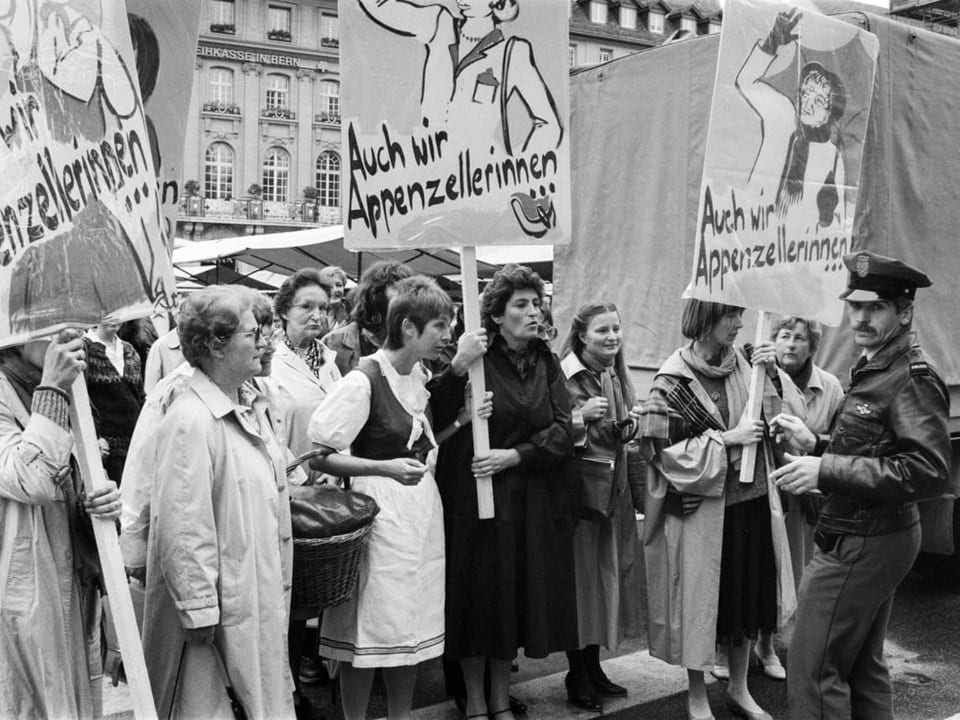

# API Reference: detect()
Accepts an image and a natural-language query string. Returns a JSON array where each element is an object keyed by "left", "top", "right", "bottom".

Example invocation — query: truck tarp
[{"left": 555, "top": 13, "right": 960, "bottom": 409}]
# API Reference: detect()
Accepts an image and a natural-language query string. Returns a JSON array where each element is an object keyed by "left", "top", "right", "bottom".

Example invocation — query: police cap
[{"left": 839, "top": 250, "right": 932, "bottom": 302}]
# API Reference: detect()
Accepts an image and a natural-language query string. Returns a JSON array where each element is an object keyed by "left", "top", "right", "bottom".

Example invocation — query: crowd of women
[{"left": 0, "top": 259, "right": 841, "bottom": 720}]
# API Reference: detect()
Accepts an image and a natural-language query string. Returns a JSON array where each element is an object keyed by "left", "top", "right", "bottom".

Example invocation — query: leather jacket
[{"left": 815, "top": 331, "right": 951, "bottom": 536}]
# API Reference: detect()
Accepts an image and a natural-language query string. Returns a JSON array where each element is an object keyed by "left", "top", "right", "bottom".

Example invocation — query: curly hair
[
  {"left": 770, "top": 316, "right": 822, "bottom": 356},
  {"left": 274, "top": 268, "right": 329, "bottom": 330},
  {"left": 350, "top": 261, "right": 414, "bottom": 333},
  {"left": 178, "top": 286, "right": 251, "bottom": 368},
  {"left": 480, "top": 263, "right": 544, "bottom": 334}
]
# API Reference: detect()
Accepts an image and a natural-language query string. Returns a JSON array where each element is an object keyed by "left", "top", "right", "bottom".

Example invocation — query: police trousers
[{"left": 787, "top": 523, "right": 920, "bottom": 720}]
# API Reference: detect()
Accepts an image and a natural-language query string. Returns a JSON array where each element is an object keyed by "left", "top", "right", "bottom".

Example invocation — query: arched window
[
  {"left": 262, "top": 147, "right": 290, "bottom": 202},
  {"left": 209, "top": 67, "right": 234, "bottom": 105},
  {"left": 315, "top": 151, "right": 340, "bottom": 208},
  {"left": 204, "top": 142, "right": 234, "bottom": 199},
  {"left": 318, "top": 80, "right": 339, "bottom": 119},
  {"left": 265, "top": 73, "right": 290, "bottom": 110}
]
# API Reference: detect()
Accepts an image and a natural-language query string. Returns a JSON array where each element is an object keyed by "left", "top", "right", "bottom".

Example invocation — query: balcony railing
[
  {"left": 314, "top": 112, "right": 341, "bottom": 125},
  {"left": 209, "top": 23, "right": 235, "bottom": 34},
  {"left": 203, "top": 100, "right": 241, "bottom": 115},
  {"left": 261, "top": 106, "right": 295, "bottom": 120},
  {"left": 179, "top": 196, "right": 342, "bottom": 225},
  {"left": 267, "top": 29, "right": 292, "bottom": 41}
]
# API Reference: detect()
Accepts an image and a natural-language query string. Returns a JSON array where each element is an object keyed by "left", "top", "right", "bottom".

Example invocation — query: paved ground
[{"left": 105, "top": 539, "right": 960, "bottom": 719}]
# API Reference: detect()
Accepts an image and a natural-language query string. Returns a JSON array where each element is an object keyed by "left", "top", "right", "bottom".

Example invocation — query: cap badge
[
  {"left": 856, "top": 403, "right": 872, "bottom": 416},
  {"left": 856, "top": 254, "right": 870, "bottom": 278}
]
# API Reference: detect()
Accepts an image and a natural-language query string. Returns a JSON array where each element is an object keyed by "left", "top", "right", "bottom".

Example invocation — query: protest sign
[
  {"left": 125, "top": 0, "right": 202, "bottom": 249},
  {"left": 684, "top": 0, "right": 878, "bottom": 324},
  {"left": 340, "top": 0, "right": 571, "bottom": 249},
  {"left": 0, "top": 0, "right": 177, "bottom": 347}
]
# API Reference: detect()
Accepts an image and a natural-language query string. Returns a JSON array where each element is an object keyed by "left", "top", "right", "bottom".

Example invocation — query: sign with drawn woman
[
  {"left": 0, "top": 0, "right": 177, "bottom": 345},
  {"left": 342, "top": 0, "right": 571, "bottom": 249},
  {"left": 685, "top": 0, "right": 878, "bottom": 323}
]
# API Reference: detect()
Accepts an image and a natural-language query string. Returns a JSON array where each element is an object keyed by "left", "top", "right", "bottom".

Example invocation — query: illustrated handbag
[{"left": 576, "top": 454, "right": 617, "bottom": 520}]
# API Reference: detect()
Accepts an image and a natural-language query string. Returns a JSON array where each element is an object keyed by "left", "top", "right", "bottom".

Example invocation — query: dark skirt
[{"left": 716, "top": 494, "right": 778, "bottom": 645}]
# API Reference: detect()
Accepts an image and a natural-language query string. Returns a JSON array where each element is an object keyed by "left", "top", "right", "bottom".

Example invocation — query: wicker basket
[{"left": 291, "top": 522, "right": 373, "bottom": 609}]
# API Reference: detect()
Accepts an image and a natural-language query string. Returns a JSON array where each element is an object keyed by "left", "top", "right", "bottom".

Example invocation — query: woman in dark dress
[{"left": 431, "top": 264, "right": 579, "bottom": 720}]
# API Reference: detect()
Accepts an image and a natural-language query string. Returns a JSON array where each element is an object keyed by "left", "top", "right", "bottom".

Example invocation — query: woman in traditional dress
[
  {"left": 637, "top": 299, "right": 802, "bottom": 720},
  {"left": 307, "top": 275, "right": 458, "bottom": 720},
  {"left": 431, "top": 264, "right": 579, "bottom": 720},
  {"left": 559, "top": 302, "right": 644, "bottom": 712}
]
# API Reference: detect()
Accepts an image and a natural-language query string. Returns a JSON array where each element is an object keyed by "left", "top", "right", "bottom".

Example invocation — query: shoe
[
  {"left": 298, "top": 656, "right": 327, "bottom": 685},
  {"left": 508, "top": 695, "right": 527, "bottom": 714},
  {"left": 753, "top": 646, "right": 786, "bottom": 681},
  {"left": 725, "top": 694, "right": 772, "bottom": 720},
  {"left": 564, "top": 673, "right": 603, "bottom": 713},
  {"left": 709, "top": 662, "right": 729, "bottom": 681},
  {"left": 590, "top": 674, "right": 628, "bottom": 697}
]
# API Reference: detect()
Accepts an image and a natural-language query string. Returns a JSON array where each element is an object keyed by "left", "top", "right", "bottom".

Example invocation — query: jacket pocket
[
  {"left": 2, "top": 537, "right": 34, "bottom": 617},
  {"left": 831, "top": 412, "right": 884, "bottom": 456}
]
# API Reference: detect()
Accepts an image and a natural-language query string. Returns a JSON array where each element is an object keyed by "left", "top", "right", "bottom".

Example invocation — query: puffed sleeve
[
  {"left": 307, "top": 371, "right": 372, "bottom": 451},
  {"left": 819, "top": 371, "right": 951, "bottom": 503}
]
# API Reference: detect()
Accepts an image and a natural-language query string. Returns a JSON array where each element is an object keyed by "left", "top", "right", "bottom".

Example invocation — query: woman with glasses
[
  {"left": 141, "top": 286, "right": 296, "bottom": 719},
  {"left": 271, "top": 269, "right": 342, "bottom": 473}
]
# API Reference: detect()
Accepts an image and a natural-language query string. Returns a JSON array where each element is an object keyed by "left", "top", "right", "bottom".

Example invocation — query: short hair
[
  {"left": 318, "top": 266, "right": 347, "bottom": 286},
  {"left": 481, "top": 263, "right": 545, "bottom": 334},
  {"left": 351, "top": 261, "right": 414, "bottom": 333},
  {"left": 771, "top": 316, "right": 822, "bottom": 356},
  {"left": 274, "top": 268, "right": 327, "bottom": 330},
  {"left": 680, "top": 299, "right": 744, "bottom": 341},
  {"left": 178, "top": 286, "right": 251, "bottom": 368},
  {"left": 892, "top": 296, "right": 914, "bottom": 314},
  {"left": 384, "top": 276, "right": 455, "bottom": 350},
  {"left": 243, "top": 288, "right": 274, "bottom": 327},
  {"left": 491, "top": 0, "right": 519, "bottom": 23},
  {"left": 799, "top": 62, "right": 845, "bottom": 124}
]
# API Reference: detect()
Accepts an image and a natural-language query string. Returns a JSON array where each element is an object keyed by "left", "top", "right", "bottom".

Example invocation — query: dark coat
[{"left": 430, "top": 336, "right": 580, "bottom": 660}]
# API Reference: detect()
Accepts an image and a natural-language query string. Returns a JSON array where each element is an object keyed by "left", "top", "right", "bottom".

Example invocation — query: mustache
[{"left": 853, "top": 324, "right": 875, "bottom": 334}]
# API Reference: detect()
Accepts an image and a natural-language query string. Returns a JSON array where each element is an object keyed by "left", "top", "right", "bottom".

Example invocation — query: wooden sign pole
[
  {"left": 69, "top": 377, "right": 157, "bottom": 720},
  {"left": 739, "top": 310, "right": 771, "bottom": 484},
  {"left": 460, "top": 246, "right": 495, "bottom": 519}
]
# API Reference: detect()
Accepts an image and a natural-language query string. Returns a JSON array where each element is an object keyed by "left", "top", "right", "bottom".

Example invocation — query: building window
[
  {"left": 204, "top": 142, "right": 234, "bottom": 199},
  {"left": 209, "top": 67, "right": 233, "bottom": 104},
  {"left": 681, "top": 17, "right": 696, "bottom": 33},
  {"left": 599, "top": 48, "right": 612, "bottom": 63},
  {"left": 569, "top": 44, "right": 577, "bottom": 68},
  {"left": 709, "top": 21, "right": 721, "bottom": 34},
  {"left": 589, "top": 1, "right": 607, "bottom": 24},
  {"left": 648, "top": 11, "right": 664, "bottom": 33},
  {"left": 316, "top": 152, "right": 341, "bottom": 208},
  {"left": 620, "top": 6, "right": 637, "bottom": 29},
  {"left": 262, "top": 148, "right": 290, "bottom": 202},
  {"left": 265, "top": 73, "right": 290, "bottom": 110},
  {"left": 318, "top": 80, "right": 340, "bottom": 120},
  {"left": 210, "top": 0, "right": 234, "bottom": 26},
  {"left": 321, "top": 13, "right": 339, "bottom": 47},
  {"left": 268, "top": 5, "right": 292, "bottom": 40}
]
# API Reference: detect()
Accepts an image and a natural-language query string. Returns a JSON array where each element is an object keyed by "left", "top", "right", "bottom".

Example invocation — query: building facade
[{"left": 176, "top": 0, "right": 722, "bottom": 242}]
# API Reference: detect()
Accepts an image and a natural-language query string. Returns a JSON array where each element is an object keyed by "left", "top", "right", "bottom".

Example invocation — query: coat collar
[
  {"left": 560, "top": 351, "right": 587, "bottom": 379},
  {"left": 451, "top": 28, "right": 505, "bottom": 79},
  {"left": 188, "top": 369, "right": 256, "bottom": 420},
  {"left": 857, "top": 330, "right": 914, "bottom": 374}
]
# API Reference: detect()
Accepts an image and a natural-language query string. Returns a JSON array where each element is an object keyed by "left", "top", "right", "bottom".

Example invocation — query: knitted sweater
[{"left": 83, "top": 337, "right": 145, "bottom": 459}]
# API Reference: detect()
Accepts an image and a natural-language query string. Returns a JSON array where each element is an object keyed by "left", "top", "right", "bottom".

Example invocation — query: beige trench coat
[
  {"left": 142, "top": 371, "right": 295, "bottom": 719},
  {"left": 642, "top": 349, "right": 802, "bottom": 671},
  {"left": 0, "top": 374, "right": 102, "bottom": 719}
]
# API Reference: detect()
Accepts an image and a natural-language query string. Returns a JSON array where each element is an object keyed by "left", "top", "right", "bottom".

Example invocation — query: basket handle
[{"left": 286, "top": 447, "right": 335, "bottom": 475}]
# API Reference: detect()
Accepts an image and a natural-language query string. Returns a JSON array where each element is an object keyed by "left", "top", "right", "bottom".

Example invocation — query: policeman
[{"left": 769, "top": 250, "right": 951, "bottom": 720}]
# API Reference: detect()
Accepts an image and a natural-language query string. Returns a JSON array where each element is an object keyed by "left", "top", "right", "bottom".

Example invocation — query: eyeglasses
[{"left": 230, "top": 326, "right": 265, "bottom": 345}]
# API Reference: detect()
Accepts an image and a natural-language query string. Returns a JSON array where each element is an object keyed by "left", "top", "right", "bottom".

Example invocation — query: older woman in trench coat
[
  {"left": 638, "top": 300, "right": 804, "bottom": 720},
  {"left": 141, "top": 286, "right": 295, "bottom": 719}
]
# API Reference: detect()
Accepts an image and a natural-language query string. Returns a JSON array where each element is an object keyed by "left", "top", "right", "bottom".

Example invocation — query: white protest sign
[
  {"left": 0, "top": 0, "right": 176, "bottom": 346},
  {"left": 341, "top": 0, "right": 571, "bottom": 249},
  {"left": 684, "top": 0, "right": 878, "bottom": 324}
]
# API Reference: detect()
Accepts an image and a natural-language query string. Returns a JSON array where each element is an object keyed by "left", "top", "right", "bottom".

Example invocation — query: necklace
[{"left": 460, "top": 30, "right": 488, "bottom": 43}]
